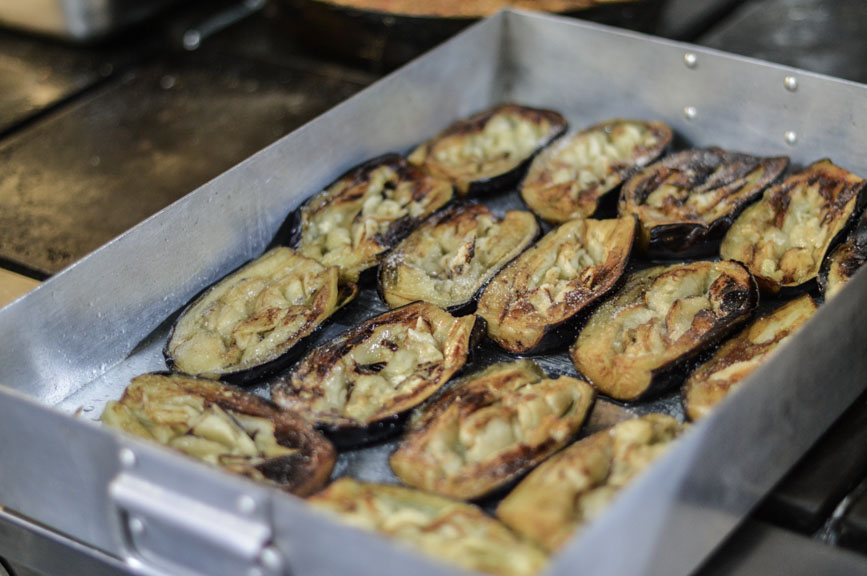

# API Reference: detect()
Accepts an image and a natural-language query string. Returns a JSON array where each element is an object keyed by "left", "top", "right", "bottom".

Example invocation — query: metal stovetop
[{"left": 2, "top": 0, "right": 867, "bottom": 574}]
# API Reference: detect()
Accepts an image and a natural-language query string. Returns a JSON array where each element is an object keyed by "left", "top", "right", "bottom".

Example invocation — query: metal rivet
[
  {"left": 119, "top": 448, "right": 136, "bottom": 468},
  {"left": 260, "top": 547, "right": 283, "bottom": 571},
  {"left": 784, "top": 131, "right": 798, "bottom": 145},
  {"left": 129, "top": 517, "right": 146, "bottom": 536},
  {"left": 784, "top": 76, "right": 798, "bottom": 92},
  {"left": 237, "top": 495, "right": 257, "bottom": 515},
  {"left": 684, "top": 106, "right": 697, "bottom": 121},
  {"left": 684, "top": 53, "right": 697, "bottom": 69}
]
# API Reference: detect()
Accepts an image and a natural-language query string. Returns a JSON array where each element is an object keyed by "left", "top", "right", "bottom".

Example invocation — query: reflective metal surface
[{"left": 2, "top": 9, "right": 867, "bottom": 576}]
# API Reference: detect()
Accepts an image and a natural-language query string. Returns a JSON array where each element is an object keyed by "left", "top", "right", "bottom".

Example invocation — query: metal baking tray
[
  {"left": 0, "top": 0, "right": 176, "bottom": 41},
  {"left": 3, "top": 9, "right": 867, "bottom": 576}
]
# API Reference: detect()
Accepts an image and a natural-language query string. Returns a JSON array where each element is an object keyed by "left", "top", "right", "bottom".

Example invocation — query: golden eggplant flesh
[
  {"left": 271, "top": 301, "right": 478, "bottom": 444},
  {"left": 378, "top": 203, "right": 539, "bottom": 313},
  {"left": 389, "top": 359, "right": 595, "bottom": 500},
  {"left": 408, "top": 104, "right": 567, "bottom": 196},
  {"left": 496, "top": 414, "right": 685, "bottom": 552},
  {"left": 820, "top": 208, "right": 867, "bottom": 299},
  {"left": 682, "top": 294, "right": 816, "bottom": 421},
  {"left": 308, "top": 478, "right": 547, "bottom": 576},
  {"left": 101, "top": 373, "right": 336, "bottom": 496},
  {"left": 721, "top": 159, "right": 867, "bottom": 293},
  {"left": 284, "top": 154, "right": 453, "bottom": 283},
  {"left": 619, "top": 148, "right": 788, "bottom": 258},
  {"left": 478, "top": 216, "right": 635, "bottom": 353},
  {"left": 570, "top": 260, "right": 758, "bottom": 401},
  {"left": 521, "top": 119, "right": 672, "bottom": 223},
  {"left": 165, "top": 247, "right": 355, "bottom": 384}
]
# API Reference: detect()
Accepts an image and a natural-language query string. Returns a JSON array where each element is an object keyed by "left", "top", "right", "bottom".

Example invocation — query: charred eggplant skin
[
  {"left": 377, "top": 202, "right": 540, "bottom": 315},
  {"left": 272, "top": 153, "right": 454, "bottom": 283},
  {"left": 521, "top": 119, "right": 672, "bottom": 224},
  {"left": 164, "top": 247, "right": 357, "bottom": 386},
  {"left": 408, "top": 104, "right": 568, "bottom": 196},
  {"left": 721, "top": 159, "right": 867, "bottom": 294},
  {"left": 270, "top": 301, "right": 479, "bottom": 447},
  {"left": 682, "top": 294, "right": 816, "bottom": 421},
  {"left": 101, "top": 372, "right": 336, "bottom": 497},
  {"left": 389, "top": 359, "right": 595, "bottom": 500},
  {"left": 477, "top": 216, "right": 635, "bottom": 354},
  {"left": 619, "top": 148, "right": 789, "bottom": 258},
  {"left": 819, "top": 208, "right": 867, "bottom": 299},
  {"left": 570, "top": 260, "right": 759, "bottom": 402}
]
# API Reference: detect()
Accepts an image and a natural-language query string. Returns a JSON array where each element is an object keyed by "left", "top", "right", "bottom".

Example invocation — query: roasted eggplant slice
[
  {"left": 682, "top": 294, "right": 816, "bottom": 421},
  {"left": 408, "top": 104, "right": 567, "bottom": 196},
  {"left": 282, "top": 154, "right": 453, "bottom": 283},
  {"left": 389, "top": 359, "right": 595, "bottom": 500},
  {"left": 378, "top": 203, "right": 539, "bottom": 313},
  {"left": 271, "top": 301, "right": 478, "bottom": 445},
  {"left": 819, "top": 208, "right": 867, "bottom": 299},
  {"left": 165, "top": 247, "right": 356, "bottom": 384},
  {"left": 308, "top": 478, "right": 547, "bottom": 576},
  {"left": 101, "top": 373, "right": 335, "bottom": 496},
  {"left": 521, "top": 119, "right": 671, "bottom": 223},
  {"left": 478, "top": 216, "right": 635, "bottom": 354},
  {"left": 721, "top": 159, "right": 867, "bottom": 294},
  {"left": 570, "top": 260, "right": 758, "bottom": 402},
  {"left": 619, "top": 148, "right": 788, "bottom": 258},
  {"left": 496, "top": 414, "right": 684, "bottom": 552}
]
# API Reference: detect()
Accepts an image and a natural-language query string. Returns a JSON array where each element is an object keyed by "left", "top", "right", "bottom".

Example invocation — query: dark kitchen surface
[{"left": 3, "top": 0, "right": 867, "bottom": 574}]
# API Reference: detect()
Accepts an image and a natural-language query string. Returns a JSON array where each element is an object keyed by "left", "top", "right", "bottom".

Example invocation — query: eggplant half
[
  {"left": 496, "top": 414, "right": 684, "bottom": 552},
  {"left": 819, "top": 207, "right": 867, "bottom": 299},
  {"left": 721, "top": 159, "right": 867, "bottom": 294},
  {"left": 477, "top": 216, "right": 635, "bottom": 354},
  {"left": 521, "top": 119, "right": 672, "bottom": 224},
  {"left": 619, "top": 148, "right": 788, "bottom": 258},
  {"left": 271, "top": 301, "right": 479, "bottom": 445},
  {"left": 682, "top": 294, "right": 816, "bottom": 421},
  {"left": 308, "top": 478, "right": 547, "bottom": 576},
  {"left": 389, "top": 359, "right": 595, "bottom": 501},
  {"left": 378, "top": 203, "right": 539, "bottom": 313},
  {"left": 570, "top": 260, "right": 759, "bottom": 402},
  {"left": 165, "top": 247, "right": 356, "bottom": 384},
  {"left": 283, "top": 154, "right": 453, "bottom": 283},
  {"left": 408, "top": 104, "right": 567, "bottom": 196},
  {"left": 101, "top": 373, "right": 336, "bottom": 496}
]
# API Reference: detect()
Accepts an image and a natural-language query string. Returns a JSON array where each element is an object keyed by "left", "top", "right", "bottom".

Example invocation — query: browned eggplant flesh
[
  {"left": 308, "top": 478, "right": 547, "bottom": 576},
  {"left": 619, "top": 148, "right": 788, "bottom": 257},
  {"left": 289, "top": 154, "right": 453, "bottom": 282},
  {"left": 682, "top": 294, "right": 816, "bottom": 421},
  {"left": 478, "top": 216, "right": 635, "bottom": 353},
  {"left": 721, "top": 159, "right": 867, "bottom": 293},
  {"left": 408, "top": 104, "right": 567, "bottom": 196},
  {"left": 271, "top": 301, "right": 477, "bottom": 440},
  {"left": 101, "top": 373, "right": 336, "bottom": 496},
  {"left": 521, "top": 119, "right": 672, "bottom": 223},
  {"left": 820, "top": 207, "right": 867, "bottom": 299},
  {"left": 378, "top": 203, "right": 539, "bottom": 312},
  {"left": 389, "top": 359, "right": 595, "bottom": 500},
  {"left": 165, "top": 247, "right": 355, "bottom": 383},
  {"left": 496, "top": 414, "right": 685, "bottom": 552},
  {"left": 570, "top": 260, "right": 758, "bottom": 401}
]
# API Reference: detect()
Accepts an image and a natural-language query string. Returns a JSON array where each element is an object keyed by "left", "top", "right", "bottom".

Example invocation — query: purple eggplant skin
[
  {"left": 165, "top": 282, "right": 358, "bottom": 386},
  {"left": 819, "top": 207, "right": 867, "bottom": 299},
  {"left": 408, "top": 104, "right": 568, "bottom": 197},
  {"left": 376, "top": 202, "right": 542, "bottom": 316},
  {"left": 620, "top": 149, "right": 789, "bottom": 259}
]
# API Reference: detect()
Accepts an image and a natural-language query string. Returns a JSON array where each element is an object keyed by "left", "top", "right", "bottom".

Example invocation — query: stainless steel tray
[
  {"left": 0, "top": 0, "right": 176, "bottom": 41},
  {"left": 3, "top": 9, "right": 867, "bottom": 576}
]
